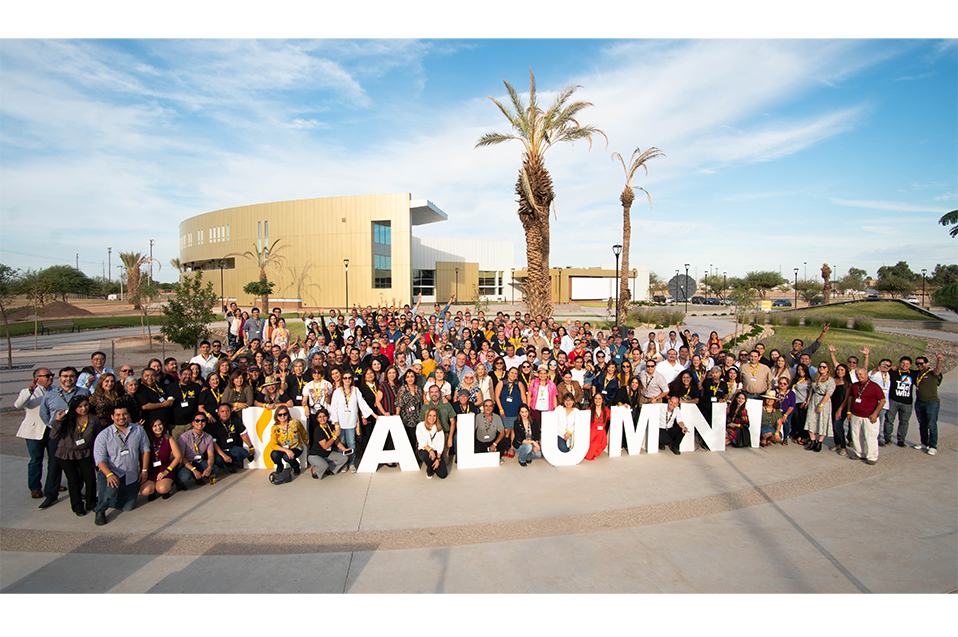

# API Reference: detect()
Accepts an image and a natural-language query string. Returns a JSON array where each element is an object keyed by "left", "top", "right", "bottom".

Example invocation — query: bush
[
  {"left": 852, "top": 316, "right": 875, "bottom": 332},
  {"left": 769, "top": 313, "right": 784, "bottom": 326},
  {"left": 629, "top": 307, "right": 686, "bottom": 328},
  {"left": 786, "top": 315, "right": 802, "bottom": 327}
]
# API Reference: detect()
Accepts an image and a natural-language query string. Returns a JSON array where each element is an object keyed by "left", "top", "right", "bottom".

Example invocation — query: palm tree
[
  {"left": 228, "top": 239, "right": 288, "bottom": 311},
  {"left": 611, "top": 147, "right": 665, "bottom": 325},
  {"left": 476, "top": 69, "right": 605, "bottom": 319},
  {"left": 940, "top": 210, "right": 958, "bottom": 238},
  {"left": 118, "top": 251, "right": 160, "bottom": 310},
  {"left": 169, "top": 258, "right": 184, "bottom": 274}
]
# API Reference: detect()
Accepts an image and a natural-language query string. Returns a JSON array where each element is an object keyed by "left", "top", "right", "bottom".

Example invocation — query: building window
[
  {"left": 372, "top": 221, "right": 391, "bottom": 289},
  {"left": 413, "top": 269, "right": 435, "bottom": 297},
  {"left": 479, "top": 271, "right": 499, "bottom": 297}
]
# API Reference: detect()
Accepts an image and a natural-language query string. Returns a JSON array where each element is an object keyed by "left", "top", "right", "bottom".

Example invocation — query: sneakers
[
  {"left": 913, "top": 443, "right": 925, "bottom": 450},
  {"left": 927, "top": 448, "right": 937, "bottom": 456},
  {"left": 519, "top": 461, "right": 527, "bottom": 467},
  {"left": 864, "top": 459, "right": 877, "bottom": 465},
  {"left": 94, "top": 511, "right": 107, "bottom": 526},
  {"left": 897, "top": 441, "right": 906, "bottom": 447},
  {"left": 349, "top": 465, "right": 357, "bottom": 473}
]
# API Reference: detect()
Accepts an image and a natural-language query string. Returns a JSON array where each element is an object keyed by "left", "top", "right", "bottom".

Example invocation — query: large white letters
[
  {"left": 357, "top": 415, "right": 419, "bottom": 472},
  {"left": 455, "top": 414, "right": 501, "bottom": 469},
  {"left": 608, "top": 405, "right": 645, "bottom": 457},
  {"left": 540, "top": 409, "right": 589, "bottom": 466}
]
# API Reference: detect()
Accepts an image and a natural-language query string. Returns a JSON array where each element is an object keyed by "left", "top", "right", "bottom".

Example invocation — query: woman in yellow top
[
  {"left": 420, "top": 347, "right": 437, "bottom": 379},
  {"left": 269, "top": 407, "right": 307, "bottom": 475}
]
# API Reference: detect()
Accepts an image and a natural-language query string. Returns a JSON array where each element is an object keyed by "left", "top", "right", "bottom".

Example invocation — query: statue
[{"left": 821, "top": 263, "right": 832, "bottom": 304}]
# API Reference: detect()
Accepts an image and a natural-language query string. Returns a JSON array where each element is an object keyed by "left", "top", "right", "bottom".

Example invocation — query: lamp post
[
  {"left": 794, "top": 268, "right": 799, "bottom": 307},
  {"left": 455, "top": 267, "right": 460, "bottom": 299},
  {"left": 218, "top": 260, "right": 226, "bottom": 313},
  {"left": 723, "top": 272, "right": 727, "bottom": 303},
  {"left": 511, "top": 267, "right": 515, "bottom": 304},
  {"left": 804, "top": 261, "right": 807, "bottom": 281},
  {"left": 921, "top": 269, "right": 927, "bottom": 307},
  {"left": 684, "top": 263, "right": 690, "bottom": 313},
  {"left": 343, "top": 259, "right": 349, "bottom": 310},
  {"left": 107, "top": 247, "right": 112, "bottom": 282},
  {"left": 612, "top": 244, "right": 622, "bottom": 329},
  {"left": 708, "top": 262, "right": 712, "bottom": 300}
]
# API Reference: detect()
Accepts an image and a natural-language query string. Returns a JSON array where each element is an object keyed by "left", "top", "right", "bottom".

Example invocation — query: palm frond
[
  {"left": 476, "top": 132, "right": 518, "bottom": 148},
  {"left": 939, "top": 209, "right": 958, "bottom": 237}
]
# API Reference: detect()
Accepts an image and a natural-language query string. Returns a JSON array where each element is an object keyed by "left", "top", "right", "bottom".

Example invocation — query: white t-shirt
[
  {"left": 655, "top": 360, "right": 684, "bottom": 384},
  {"left": 535, "top": 385, "right": 551, "bottom": 411}
]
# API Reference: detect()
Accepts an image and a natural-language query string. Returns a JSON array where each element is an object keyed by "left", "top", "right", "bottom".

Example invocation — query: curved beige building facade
[{"left": 179, "top": 193, "right": 446, "bottom": 310}]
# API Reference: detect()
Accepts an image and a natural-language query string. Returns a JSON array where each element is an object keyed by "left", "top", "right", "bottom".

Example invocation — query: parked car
[
  {"left": 691, "top": 296, "right": 706, "bottom": 305},
  {"left": 705, "top": 297, "right": 720, "bottom": 305},
  {"left": 865, "top": 294, "right": 879, "bottom": 300},
  {"left": 904, "top": 296, "right": 920, "bottom": 304},
  {"left": 772, "top": 299, "right": 792, "bottom": 307},
  {"left": 652, "top": 295, "right": 666, "bottom": 304}
]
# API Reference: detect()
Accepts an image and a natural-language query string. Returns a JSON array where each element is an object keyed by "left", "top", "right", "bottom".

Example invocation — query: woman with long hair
[
  {"left": 790, "top": 364, "right": 813, "bottom": 445},
  {"left": 141, "top": 418, "right": 183, "bottom": 500},
  {"left": 223, "top": 370, "right": 254, "bottom": 412},
  {"left": 495, "top": 366, "right": 527, "bottom": 456},
  {"left": 420, "top": 347, "right": 437, "bottom": 379},
  {"left": 556, "top": 392, "right": 580, "bottom": 452},
  {"left": 773, "top": 376, "right": 796, "bottom": 446},
  {"left": 272, "top": 317, "right": 290, "bottom": 351},
  {"left": 726, "top": 392, "right": 750, "bottom": 447},
  {"left": 585, "top": 392, "right": 610, "bottom": 461},
  {"left": 669, "top": 370, "right": 700, "bottom": 405},
  {"left": 688, "top": 355, "right": 708, "bottom": 389},
  {"left": 831, "top": 363, "right": 851, "bottom": 456},
  {"left": 474, "top": 361, "right": 492, "bottom": 403},
  {"left": 50, "top": 395, "right": 103, "bottom": 516},
  {"left": 397, "top": 368, "right": 425, "bottom": 452},
  {"left": 707, "top": 331, "right": 722, "bottom": 351},
  {"left": 89, "top": 372, "right": 120, "bottom": 423},
  {"left": 513, "top": 404, "right": 542, "bottom": 467},
  {"left": 215, "top": 358, "right": 233, "bottom": 388},
  {"left": 770, "top": 354, "right": 793, "bottom": 388},
  {"left": 416, "top": 407, "right": 448, "bottom": 479},
  {"left": 458, "top": 369, "right": 483, "bottom": 406},
  {"left": 490, "top": 357, "right": 508, "bottom": 388},
  {"left": 618, "top": 360, "right": 634, "bottom": 389},
  {"left": 760, "top": 394, "right": 785, "bottom": 447},
  {"left": 265, "top": 313, "right": 280, "bottom": 345},
  {"left": 804, "top": 361, "right": 835, "bottom": 452},
  {"left": 269, "top": 407, "right": 306, "bottom": 475},
  {"left": 725, "top": 366, "right": 742, "bottom": 397},
  {"left": 198, "top": 371, "right": 225, "bottom": 417},
  {"left": 595, "top": 362, "right": 620, "bottom": 405},
  {"left": 528, "top": 364, "right": 558, "bottom": 424}
]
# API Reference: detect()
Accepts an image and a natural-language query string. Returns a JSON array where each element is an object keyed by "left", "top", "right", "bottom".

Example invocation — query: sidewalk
[{"left": 2, "top": 371, "right": 954, "bottom": 593}]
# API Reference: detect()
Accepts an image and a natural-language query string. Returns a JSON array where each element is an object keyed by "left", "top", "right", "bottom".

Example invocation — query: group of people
[{"left": 15, "top": 295, "right": 945, "bottom": 525}]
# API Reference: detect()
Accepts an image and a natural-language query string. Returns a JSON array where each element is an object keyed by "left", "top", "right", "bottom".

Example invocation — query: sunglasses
[
  {"left": 277, "top": 413, "right": 289, "bottom": 418},
  {"left": 193, "top": 418, "right": 206, "bottom": 423}
]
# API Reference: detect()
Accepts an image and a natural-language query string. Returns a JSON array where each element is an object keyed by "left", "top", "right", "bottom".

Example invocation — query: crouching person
[
  {"left": 141, "top": 418, "right": 183, "bottom": 502},
  {"left": 175, "top": 414, "right": 219, "bottom": 489},
  {"left": 92, "top": 405, "right": 150, "bottom": 526},
  {"left": 307, "top": 410, "right": 351, "bottom": 479},
  {"left": 207, "top": 403, "right": 254, "bottom": 474}
]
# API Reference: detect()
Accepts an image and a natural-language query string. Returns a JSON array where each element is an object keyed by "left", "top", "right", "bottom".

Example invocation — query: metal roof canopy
[{"left": 410, "top": 199, "right": 448, "bottom": 226}]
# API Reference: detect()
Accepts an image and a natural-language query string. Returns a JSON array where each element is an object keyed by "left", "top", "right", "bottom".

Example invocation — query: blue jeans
[
  {"left": 832, "top": 413, "right": 847, "bottom": 449},
  {"left": 558, "top": 436, "right": 570, "bottom": 452},
  {"left": 94, "top": 472, "right": 140, "bottom": 513},
  {"left": 781, "top": 412, "right": 792, "bottom": 441},
  {"left": 517, "top": 442, "right": 542, "bottom": 464},
  {"left": 214, "top": 446, "right": 247, "bottom": 469},
  {"left": 884, "top": 401, "right": 913, "bottom": 445},
  {"left": 339, "top": 428, "right": 357, "bottom": 466},
  {"left": 25, "top": 438, "right": 46, "bottom": 492},
  {"left": 270, "top": 448, "right": 302, "bottom": 472},
  {"left": 176, "top": 458, "right": 218, "bottom": 484},
  {"left": 915, "top": 401, "right": 940, "bottom": 449}
]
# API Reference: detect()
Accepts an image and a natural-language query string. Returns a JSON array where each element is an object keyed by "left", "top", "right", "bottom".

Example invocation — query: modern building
[
  {"left": 511, "top": 264, "right": 648, "bottom": 304},
  {"left": 178, "top": 193, "right": 515, "bottom": 310}
]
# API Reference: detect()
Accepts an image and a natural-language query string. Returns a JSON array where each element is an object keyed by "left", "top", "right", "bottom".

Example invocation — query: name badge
[
  {"left": 855, "top": 398, "right": 862, "bottom": 403},
  {"left": 120, "top": 449, "right": 130, "bottom": 456},
  {"left": 225, "top": 437, "right": 233, "bottom": 444},
  {"left": 506, "top": 396, "right": 513, "bottom": 402},
  {"left": 597, "top": 426, "right": 604, "bottom": 431},
  {"left": 293, "top": 395, "right": 301, "bottom": 402},
  {"left": 153, "top": 460, "right": 162, "bottom": 467},
  {"left": 194, "top": 454, "right": 202, "bottom": 461},
  {"left": 181, "top": 401, "right": 190, "bottom": 408},
  {"left": 75, "top": 438, "right": 85, "bottom": 445}
]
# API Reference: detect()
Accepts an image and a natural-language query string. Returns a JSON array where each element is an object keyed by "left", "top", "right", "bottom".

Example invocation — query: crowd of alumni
[{"left": 15, "top": 294, "right": 945, "bottom": 526}]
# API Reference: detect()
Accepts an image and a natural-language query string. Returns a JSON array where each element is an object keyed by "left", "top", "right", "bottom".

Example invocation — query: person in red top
[
  {"left": 841, "top": 367, "right": 886, "bottom": 465},
  {"left": 585, "top": 392, "right": 610, "bottom": 461}
]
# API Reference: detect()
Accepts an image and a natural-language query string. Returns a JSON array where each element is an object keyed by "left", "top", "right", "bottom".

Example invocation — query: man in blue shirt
[
  {"left": 37, "top": 366, "right": 89, "bottom": 510},
  {"left": 92, "top": 405, "right": 150, "bottom": 526}
]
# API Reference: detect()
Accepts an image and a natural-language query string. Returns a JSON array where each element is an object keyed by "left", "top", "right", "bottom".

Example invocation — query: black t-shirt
[
  {"left": 170, "top": 382, "right": 203, "bottom": 425},
  {"left": 285, "top": 374, "right": 308, "bottom": 405},
  {"left": 309, "top": 421, "right": 338, "bottom": 457},
  {"left": 135, "top": 383, "right": 173, "bottom": 426},
  {"left": 889, "top": 369, "right": 918, "bottom": 405},
  {"left": 206, "top": 414, "right": 247, "bottom": 450},
  {"left": 255, "top": 385, "right": 292, "bottom": 406},
  {"left": 199, "top": 386, "right": 225, "bottom": 416}
]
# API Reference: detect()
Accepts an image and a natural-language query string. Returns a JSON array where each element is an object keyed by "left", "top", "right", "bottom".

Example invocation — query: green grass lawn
[
  {"left": 759, "top": 326, "right": 927, "bottom": 370},
  {"left": 1, "top": 315, "right": 167, "bottom": 338},
  {"left": 786, "top": 300, "right": 934, "bottom": 321}
]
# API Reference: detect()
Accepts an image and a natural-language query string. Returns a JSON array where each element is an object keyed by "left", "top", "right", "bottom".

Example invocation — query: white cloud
[{"left": 830, "top": 198, "right": 952, "bottom": 213}]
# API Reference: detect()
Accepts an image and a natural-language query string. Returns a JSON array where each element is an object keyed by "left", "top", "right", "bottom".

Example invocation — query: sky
[{"left": 1, "top": 19, "right": 956, "bottom": 285}]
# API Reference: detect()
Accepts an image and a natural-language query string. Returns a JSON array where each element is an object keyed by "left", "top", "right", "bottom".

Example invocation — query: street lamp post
[
  {"left": 612, "top": 244, "right": 622, "bottom": 329},
  {"left": 804, "top": 261, "right": 807, "bottom": 281},
  {"left": 723, "top": 272, "right": 727, "bottom": 303},
  {"left": 107, "top": 247, "right": 112, "bottom": 282},
  {"left": 684, "top": 263, "right": 690, "bottom": 313},
  {"left": 511, "top": 267, "right": 515, "bottom": 304},
  {"left": 708, "top": 262, "right": 712, "bottom": 300},
  {"left": 921, "top": 269, "right": 927, "bottom": 307},
  {"left": 343, "top": 259, "right": 349, "bottom": 310},
  {"left": 218, "top": 260, "right": 226, "bottom": 313},
  {"left": 455, "top": 267, "right": 460, "bottom": 300},
  {"left": 794, "top": 268, "right": 799, "bottom": 307}
]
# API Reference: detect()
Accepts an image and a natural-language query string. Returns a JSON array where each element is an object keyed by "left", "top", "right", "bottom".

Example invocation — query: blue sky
[{"left": 1, "top": 36, "right": 955, "bottom": 284}]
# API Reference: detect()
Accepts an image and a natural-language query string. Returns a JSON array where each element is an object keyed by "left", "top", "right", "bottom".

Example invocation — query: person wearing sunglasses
[
  {"left": 15, "top": 368, "right": 54, "bottom": 500},
  {"left": 175, "top": 414, "right": 219, "bottom": 488},
  {"left": 328, "top": 372, "right": 377, "bottom": 473},
  {"left": 269, "top": 408, "right": 308, "bottom": 475}
]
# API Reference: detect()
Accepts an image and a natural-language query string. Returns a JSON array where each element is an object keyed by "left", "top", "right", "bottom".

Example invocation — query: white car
[{"left": 904, "top": 296, "right": 920, "bottom": 304}]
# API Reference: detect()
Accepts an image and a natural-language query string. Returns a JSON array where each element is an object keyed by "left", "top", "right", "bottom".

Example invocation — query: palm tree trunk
[
  {"left": 618, "top": 187, "right": 635, "bottom": 326},
  {"left": 516, "top": 159, "right": 554, "bottom": 319},
  {"left": 260, "top": 270, "right": 269, "bottom": 312},
  {"left": 128, "top": 268, "right": 141, "bottom": 310}
]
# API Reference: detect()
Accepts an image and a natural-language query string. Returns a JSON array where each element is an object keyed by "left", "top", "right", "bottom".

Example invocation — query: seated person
[
  {"left": 141, "top": 417, "right": 182, "bottom": 501},
  {"left": 417, "top": 407, "right": 448, "bottom": 479},
  {"left": 658, "top": 395, "right": 688, "bottom": 455},
  {"left": 556, "top": 392, "right": 580, "bottom": 452},
  {"left": 206, "top": 403, "right": 255, "bottom": 473},
  {"left": 474, "top": 399, "right": 505, "bottom": 457},
  {"left": 513, "top": 404, "right": 542, "bottom": 467},
  {"left": 307, "top": 409, "right": 351, "bottom": 479},
  {"left": 269, "top": 407, "right": 306, "bottom": 475},
  {"left": 760, "top": 392, "right": 785, "bottom": 447},
  {"left": 175, "top": 414, "right": 219, "bottom": 488}
]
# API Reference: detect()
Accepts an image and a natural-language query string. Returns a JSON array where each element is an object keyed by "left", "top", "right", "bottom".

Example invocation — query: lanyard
[
  {"left": 917, "top": 370, "right": 931, "bottom": 385},
  {"left": 192, "top": 432, "right": 203, "bottom": 454},
  {"left": 153, "top": 437, "right": 164, "bottom": 458},
  {"left": 76, "top": 417, "right": 89, "bottom": 436},
  {"left": 211, "top": 388, "right": 222, "bottom": 403},
  {"left": 114, "top": 426, "right": 130, "bottom": 450}
]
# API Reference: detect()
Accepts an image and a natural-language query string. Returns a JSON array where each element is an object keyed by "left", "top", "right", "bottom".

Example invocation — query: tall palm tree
[
  {"left": 228, "top": 239, "right": 288, "bottom": 310},
  {"left": 169, "top": 258, "right": 184, "bottom": 274},
  {"left": 476, "top": 69, "right": 605, "bottom": 319},
  {"left": 118, "top": 251, "right": 160, "bottom": 310},
  {"left": 611, "top": 147, "right": 665, "bottom": 325}
]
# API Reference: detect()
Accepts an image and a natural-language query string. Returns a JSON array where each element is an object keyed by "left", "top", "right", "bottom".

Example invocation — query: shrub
[
  {"left": 786, "top": 315, "right": 802, "bottom": 327},
  {"left": 769, "top": 313, "right": 784, "bottom": 326},
  {"left": 629, "top": 307, "right": 686, "bottom": 328},
  {"left": 852, "top": 316, "right": 875, "bottom": 332}
]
